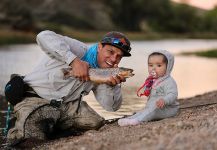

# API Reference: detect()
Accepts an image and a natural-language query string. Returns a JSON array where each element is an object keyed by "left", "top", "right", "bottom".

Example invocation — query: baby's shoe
[{"left": 118, "top": 118, "right": 140, "bottom": 126}]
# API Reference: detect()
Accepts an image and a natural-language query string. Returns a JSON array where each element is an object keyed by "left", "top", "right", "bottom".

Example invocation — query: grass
[
  {"left": 0, "top": 30, "right": 36, "bottom": 46},
  {"left": 180, "top": 49, "right": 217, "bottom": 58}
]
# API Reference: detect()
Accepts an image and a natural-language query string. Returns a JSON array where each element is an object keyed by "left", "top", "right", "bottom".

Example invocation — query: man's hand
[
  {"left": 106, "top": 64, "right": 126, "bottom": 86},
  {"left": 107, "top": 75, "right": 126, "bottom": 86},
  {"left": 156, "top": 99, "right": 165, "bottom": 109},
  {"left": 69, "top": 58, "right": 90, "bottom": 81}
]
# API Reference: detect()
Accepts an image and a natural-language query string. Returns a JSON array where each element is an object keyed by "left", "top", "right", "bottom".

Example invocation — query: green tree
[
  {"left": 105, "top": 0, "right": 202, "bottom": 33},
  {"left": 105, "top": 0, "right": 144, "bottom": 31},
  {"left": 2, "top": 0, "right": 34, "bottom": 31},
  {"left": 141, "top": 0, "right": 172, "bottom": 32},
  {"left": 203, "top": 7, "right": 217, "bottom": 33},
  {"left": 165, "top": 4, "right": 201, "bottom": 33}
]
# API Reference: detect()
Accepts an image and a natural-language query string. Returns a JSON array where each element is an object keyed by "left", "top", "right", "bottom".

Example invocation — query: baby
[{"left": 118, "top": 50, "right": 179, "bottom": 126}]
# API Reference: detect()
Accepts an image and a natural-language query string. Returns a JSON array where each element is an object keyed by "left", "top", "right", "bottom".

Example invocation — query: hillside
[{"left": 0, "top": 0, "right": 113, "bottom": 31}]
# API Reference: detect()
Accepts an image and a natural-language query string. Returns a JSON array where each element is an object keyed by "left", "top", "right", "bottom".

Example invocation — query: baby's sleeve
[{"left": 163, "top": 78, "right": 178, "bottom": 105}]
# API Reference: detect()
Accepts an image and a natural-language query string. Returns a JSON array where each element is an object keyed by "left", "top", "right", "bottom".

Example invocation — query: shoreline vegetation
[
  {"left": 1, "top": 29, "right": 217, "bottom": 45},
  {"left": 180, "top": 49, "right": 217, "bottom": 58},
  {"left": 0, "top": 29, "right": 217, "bottom": 58}
]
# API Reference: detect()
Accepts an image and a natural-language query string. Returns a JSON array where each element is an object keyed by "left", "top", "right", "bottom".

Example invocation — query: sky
[{"left": 172, "top": 0, "right": 217, "bottom": 10}]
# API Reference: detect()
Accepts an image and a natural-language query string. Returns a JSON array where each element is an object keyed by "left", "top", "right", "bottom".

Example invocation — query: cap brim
[
  {"left": 122, "top": 51, "right": 131, "bottom": 57},
  {"left": 112, "top": 44, "right": 131, "bottom": 57}
]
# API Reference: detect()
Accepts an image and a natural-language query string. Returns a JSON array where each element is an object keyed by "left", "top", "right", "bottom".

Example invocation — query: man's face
[
  {"left": 148, "top": 55, "right": 167, "bottom": 78},
  {"left": 97, "top": 43, "right": 123, "bottom": 68}
]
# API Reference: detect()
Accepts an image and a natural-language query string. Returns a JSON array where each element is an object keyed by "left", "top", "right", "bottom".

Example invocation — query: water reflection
[{"left": 0, "top": 39, "right": 217, "bottom": 119}]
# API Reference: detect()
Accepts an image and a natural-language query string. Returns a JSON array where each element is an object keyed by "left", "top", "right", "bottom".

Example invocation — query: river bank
[
  {"left": 37, "top": 90, "right": 217, "bottom": 150},
  {"left": 1, "top": 90, "right": 217, "bottom": 149},
  {"left": 1, "top": 29, "right": 217, "bottom": 46}
]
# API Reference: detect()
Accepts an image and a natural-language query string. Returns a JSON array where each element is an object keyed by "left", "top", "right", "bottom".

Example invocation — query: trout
[{"left": 63, "top": 67, "right": 134, "bottom": 84}]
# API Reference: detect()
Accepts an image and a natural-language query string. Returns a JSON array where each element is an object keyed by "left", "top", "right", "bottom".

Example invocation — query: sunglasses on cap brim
[{"left": 101, "top": 37, "right": 131, "bottom": 52}]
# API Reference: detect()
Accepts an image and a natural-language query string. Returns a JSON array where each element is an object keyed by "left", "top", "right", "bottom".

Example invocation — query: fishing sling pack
[{"left": 4, "top": 74, "right": 40, "bottom": 106}]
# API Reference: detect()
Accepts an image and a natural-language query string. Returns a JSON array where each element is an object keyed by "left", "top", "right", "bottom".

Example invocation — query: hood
[{"left": 149, "top": 49, "right": 174, "bottom": 76}]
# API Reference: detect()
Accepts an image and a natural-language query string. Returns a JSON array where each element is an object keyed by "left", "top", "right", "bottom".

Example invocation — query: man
[{"left": 7, "top": 30, "right": 132, "bottom": 145}]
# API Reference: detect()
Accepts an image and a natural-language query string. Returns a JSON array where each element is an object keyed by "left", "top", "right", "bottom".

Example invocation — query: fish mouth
[
  {"left": 119, "top": 67, "right": 134, "bottom": 77},
  {"left": 118, "top": 71, "right": 134, "bottom": 77},
  {"left": 130, "top": 73, "right": 135, "bottom": 76},
  {"left": 119, "top": 67, "right": 134, "bottom": 72},
  {"left": 126, "top": 72, "right": 135, "bottom": 77}
]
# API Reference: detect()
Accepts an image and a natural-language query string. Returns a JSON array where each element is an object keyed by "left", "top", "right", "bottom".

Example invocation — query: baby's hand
[{"left": 156, "top": 99, "right": 165, "bottom": 109}]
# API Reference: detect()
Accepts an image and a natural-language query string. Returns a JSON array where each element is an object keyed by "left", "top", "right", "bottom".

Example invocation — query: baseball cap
[{"left": 101, "top": 31, "right": 131, "bottom": 57}]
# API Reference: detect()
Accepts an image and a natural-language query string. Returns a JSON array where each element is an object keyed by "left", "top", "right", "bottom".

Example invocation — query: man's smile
[{"left": 106, "top": 61, "right": 114, "bottom": 67}]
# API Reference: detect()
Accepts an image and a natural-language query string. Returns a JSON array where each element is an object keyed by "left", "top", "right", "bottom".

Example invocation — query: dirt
[{"left": 1, "top": 90, "right": 217, "bottom": 150}]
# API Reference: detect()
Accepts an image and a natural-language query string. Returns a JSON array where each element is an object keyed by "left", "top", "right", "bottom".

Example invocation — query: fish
[{"left": 62, "top": 67, "right": 134, "bottom": 84}]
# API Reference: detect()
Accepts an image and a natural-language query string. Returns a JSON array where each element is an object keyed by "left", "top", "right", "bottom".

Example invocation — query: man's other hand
[
  {"left": 70, "top": 58, "right": 90, "bottom": 81},
  {"left": 106, "top": 64, "right": 126, "bottom": 86},
  {"left": 107, "top": 75, "right": 126, "bottom": 86}
]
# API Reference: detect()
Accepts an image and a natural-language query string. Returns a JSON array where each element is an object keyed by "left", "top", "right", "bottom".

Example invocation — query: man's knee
[
  {"left": 75, "top": 101, "right": 105, "bottom": 129},
  {"left": 59, "top": 101, "right": 105, "bottom": 130}
]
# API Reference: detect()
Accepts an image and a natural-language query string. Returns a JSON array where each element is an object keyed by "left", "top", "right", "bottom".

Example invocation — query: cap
[{"left": 101, "top": 31, "right": 131, "bottom": 57}]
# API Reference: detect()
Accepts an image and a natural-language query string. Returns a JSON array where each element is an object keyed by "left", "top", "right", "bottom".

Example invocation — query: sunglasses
[{"left": 102, "top": 37, "right": 131, "bottom": 52}]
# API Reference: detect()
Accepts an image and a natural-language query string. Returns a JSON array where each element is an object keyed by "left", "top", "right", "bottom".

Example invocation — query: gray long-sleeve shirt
[{"left": 24, "top": 30, "right": 122, "bottom": 111}]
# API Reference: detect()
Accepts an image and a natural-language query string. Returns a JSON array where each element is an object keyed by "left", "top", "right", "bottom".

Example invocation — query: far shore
[
  {"left": 1, "top": 29, "right": 217, "bottom": 46},
  {"left": 0, "top": 29, "right": 217, "bottom": 59},
  {"left": 180, "top": 49, "right": 217, "bottom": 58}
]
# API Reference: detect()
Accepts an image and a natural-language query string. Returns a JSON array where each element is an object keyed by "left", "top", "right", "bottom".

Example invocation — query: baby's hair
[{"left": 148, "top": 52, "right": 168, "bottom": 65}]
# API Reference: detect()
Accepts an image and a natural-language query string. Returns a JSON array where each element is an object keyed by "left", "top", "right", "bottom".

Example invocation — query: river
[{"left": 0, "top": 39, "right": 217, "bottom": 119}]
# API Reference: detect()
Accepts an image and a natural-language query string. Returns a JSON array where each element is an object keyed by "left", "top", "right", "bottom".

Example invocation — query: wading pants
[{"left": 7, "top": 97, "right": 105, "bottom": 146}]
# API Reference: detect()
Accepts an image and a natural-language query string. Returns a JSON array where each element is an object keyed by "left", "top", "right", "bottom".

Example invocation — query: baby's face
[{"left": 148, "top": 55, "right": 167, "bottom": 78}]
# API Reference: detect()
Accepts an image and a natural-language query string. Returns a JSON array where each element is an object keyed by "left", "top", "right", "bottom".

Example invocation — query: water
[{"left": 0, "top": 39, "right": 217, "bottom": 119}]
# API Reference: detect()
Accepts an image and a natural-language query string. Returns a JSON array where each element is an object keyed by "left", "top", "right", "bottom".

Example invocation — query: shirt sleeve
[
  {"left": 93, "top": 84, "right": 122, "bottom": 112},
  {"left": 163, "top": 79, "right": 178, "bottom": 105},
  {"left": 36, "top": 30, "right": 88, "bottom": 65}
]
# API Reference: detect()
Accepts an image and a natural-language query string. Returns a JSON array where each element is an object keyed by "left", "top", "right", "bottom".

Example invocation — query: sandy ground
[{"left": 1, "top": 90, "right": 217, "bottom": 150}]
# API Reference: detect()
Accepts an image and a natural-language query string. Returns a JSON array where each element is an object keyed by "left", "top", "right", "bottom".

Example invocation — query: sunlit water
[{"left": 0, "top": 39, "right": 217, "bottom": 119}]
